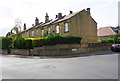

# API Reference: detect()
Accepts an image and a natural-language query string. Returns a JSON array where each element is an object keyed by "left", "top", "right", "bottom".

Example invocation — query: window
[
  {"left": 27, "top": 31, "right": 29, "bottom": 37},
  {"left": 36, "top": 30, "right": 38, "bottom": 35},
  {"left": 22, "top": 33, "right": 24, "bottom": 37},
  {"left": 41, "top": 29, "right": 44, "bottom": 36},
  {"left": 48, "top": 27, "right": 50, "bottom": 35},
  {"left": 32, "top": 31, "right": 34, "bottom": 36},
  {"left": 25, "top": 32, "right": 27, "bottom": 37},
  {"left": 65, "top": 22, "right": 69, "bottom": 32},
  {"left": 56, "top": 25, "right": 59, "bottom": 34}
]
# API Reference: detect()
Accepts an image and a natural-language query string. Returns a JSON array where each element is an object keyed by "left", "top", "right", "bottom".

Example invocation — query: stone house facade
[{"left": 14, "top": 8, "right": 97, "bottom": 43}]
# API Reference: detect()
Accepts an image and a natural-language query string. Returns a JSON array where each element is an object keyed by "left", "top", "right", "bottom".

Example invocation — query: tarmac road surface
[{"left": 0, "top": 52, "right": 119, "bottom": 79}]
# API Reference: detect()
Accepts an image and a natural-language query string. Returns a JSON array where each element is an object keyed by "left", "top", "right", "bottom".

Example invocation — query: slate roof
[
  {"left": 21, "top": 9, "right": 89, "bottom": 33},
  {"left": 54, "top": 11, "right": 80, "bottom": 24}
]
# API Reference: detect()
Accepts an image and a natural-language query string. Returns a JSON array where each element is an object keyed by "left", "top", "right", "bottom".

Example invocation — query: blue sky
[{"left": 0, "top": 0, "right": 119, "bottom": 36}]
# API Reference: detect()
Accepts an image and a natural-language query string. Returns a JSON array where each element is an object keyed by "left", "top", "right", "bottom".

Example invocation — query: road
[{"left": 0, "top": 51, "right": 119, "bottom": 79}]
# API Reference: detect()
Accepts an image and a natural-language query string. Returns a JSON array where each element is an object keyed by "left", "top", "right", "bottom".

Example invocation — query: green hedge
[
  {"left": 0, "top": 37, "right": 12, "bottom": 49},
  {"left": 13, "top": 38, "right": 33, "bottom": 49},
  {"left": 45, "top": 35, "right": 82, "bottom": 45},
  {"left": 111, "top": 35, "right": 120, "bottom": 43},
  {"left": 98, "top": 38, "right": 114, "bottom": 43},
  {"left": 1, "top": 35, "right": 82, "bottom": 49},
  {"left": 33, "top": 35, "right": 82, "bottom": 47},
  {"left": 32, "top": 39, "right": 45, "bottom": 47}
]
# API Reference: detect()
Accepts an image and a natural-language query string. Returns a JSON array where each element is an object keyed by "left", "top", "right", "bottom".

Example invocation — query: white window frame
[
  {"left": 36, "top": 29, "right": 38, "bottom": 36},
  {"left": 32, "top": 31, "right": 34, "bottom": 36},
  {"left": 27, "top": 32, "right": 29, "bottom": 37},
  {"left": 48, "top": 27, "right": 50, "bottom": 35},
  {"left": 22, "top": 33, "right": 24, "bottom": 37},
  {"left": 65, "top": 22, "right": 69, "bottom": 32},
  {"left": 26, "top": 32, "right": 28, "bottom": 37},
  {"left": 56, "top": 25, "right": 59, "bottom": 34},
  {"left": 41, "top": 29, "right": 44, "bottom": 36}
]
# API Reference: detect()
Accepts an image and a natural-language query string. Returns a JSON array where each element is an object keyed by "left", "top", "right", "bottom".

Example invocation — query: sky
[
  {"left": 0, "top": 0, "right": 119, "bottom": 36},
  {"left": 118, "top": 1, "right": 120, "bottom": 26}
]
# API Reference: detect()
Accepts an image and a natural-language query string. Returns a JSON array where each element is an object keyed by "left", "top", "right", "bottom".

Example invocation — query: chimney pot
[
  {"left": 32, "top": 24, "right": 34, "bottom": 26},
  {"left": 86, "top": 8, "right": 91, "bottom": 15},
  {"left": 87, "top": 8, "right": 90, "bottom": 11},
  {"left": 23, "top": 23, "right": 26, "bottom": 30},
  {"left": 35, "top": 17, "right": 39, "bottom": 26},
  {"left": 56, "top": 15, "right": 58, "bottom": 18},
  {"left": 70, "top": 11, "right": 73, "bottom": 14}
]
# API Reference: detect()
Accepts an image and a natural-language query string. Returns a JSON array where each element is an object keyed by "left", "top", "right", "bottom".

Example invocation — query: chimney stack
[
  {"left": 23, "top": 23, "right": 26, "bottom": 30},
  {"left": 55, "top": 15, "right": 58, "bottom": 18},
  {"left": 87, "top": 8, "right": 91, "bottom": 15},
  {"left": 32, "top": 24, "right": 34, "bottom": 26},
  {"left": 118, "top": 26, "right": 120, "bottom": 29},
  {"left": 70, "top": 11, "right": 73, "bottom": 14},
  {"left": 35, "top": 17, "right": 39, "bottom": 26},
  {"left": 58, "top": 13, "right": 62, "bottom": 19},
  {"left": 45, "top": 13, "right": 49, "bottom": 23}
]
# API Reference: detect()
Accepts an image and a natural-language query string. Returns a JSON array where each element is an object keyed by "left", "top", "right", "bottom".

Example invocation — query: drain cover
[{"left": 44, "top": 65, "right": 56, "bottom": 69}]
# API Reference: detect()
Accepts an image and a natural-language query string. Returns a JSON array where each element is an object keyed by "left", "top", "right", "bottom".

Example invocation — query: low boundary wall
[{"left": 1, "top": 43, "right": 112, "bottom": 56}]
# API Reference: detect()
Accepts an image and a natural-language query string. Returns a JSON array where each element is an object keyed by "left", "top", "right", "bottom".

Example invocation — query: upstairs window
[
  {"left": 22, "top": 33, "right": 24, "bottom": 37},
  {"left": 64, "top": 22, "right": 69, "bottom": 32},
  {"left": 41, "top": 29, "right": 44, "bottom": 36},
  {"left": 27, "top": 31, "right": 29, "bottom": 37},
  {"left": 32, "top": 31, "right": 34, "bottom": 36},
  {"left": 56, "top": 25, "right": 60, "bottom": 34},
  {"left": 36, "top": 29, "right": 38, "bottom": 35},
  {"left": 48, "top": 27, "right": 50, "bottom": 35}
]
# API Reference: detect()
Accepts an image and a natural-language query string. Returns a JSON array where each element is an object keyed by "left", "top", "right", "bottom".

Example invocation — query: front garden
[
  {"left": 0, "top": 35, "right": 82, "bottom": 50},
  {"left": 98, "top": 35, "right": 120, "bottom": 43}
]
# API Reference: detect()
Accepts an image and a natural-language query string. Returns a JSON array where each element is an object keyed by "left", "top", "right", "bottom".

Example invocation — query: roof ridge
[{"left": 109, "top": 27, "right": 117, "bottom": 35}]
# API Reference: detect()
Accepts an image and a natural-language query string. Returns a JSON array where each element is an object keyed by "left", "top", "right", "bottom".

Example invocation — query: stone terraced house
[{"left": 13, "top": 8, "right": 97, "bottom": 43}]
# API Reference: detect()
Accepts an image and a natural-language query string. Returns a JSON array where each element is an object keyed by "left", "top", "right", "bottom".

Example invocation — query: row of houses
[{"left": 11, "top": 8, "right": 98, "bottom": 43}]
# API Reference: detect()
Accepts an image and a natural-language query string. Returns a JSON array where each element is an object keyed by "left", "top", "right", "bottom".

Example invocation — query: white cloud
[{"left": 0, "top": 0, "right": 119, "bottom": 36}]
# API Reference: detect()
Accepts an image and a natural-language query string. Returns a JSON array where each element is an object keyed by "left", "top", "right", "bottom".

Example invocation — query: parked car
[{"left": 111, "top": 44, "right": 120, "bottom": 52}]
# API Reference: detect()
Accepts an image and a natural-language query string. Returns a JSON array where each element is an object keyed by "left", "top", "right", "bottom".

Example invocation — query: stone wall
[
  {"left": 10, "top": 49, "right": 30, "bottom": 56},
  {"left": 0, "top": 50, "right": 2, "bottom": 54},
  {"left": 7, "top": 43, "right": 112, "bottom": 56},
  {"left": 0, "top": 49, "right": 8, "bottom": 54}
]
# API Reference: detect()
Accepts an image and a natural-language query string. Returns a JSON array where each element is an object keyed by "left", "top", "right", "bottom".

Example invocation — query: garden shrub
[
  {"left": 13, "top": 38, "right": 33, "bottom": 49},
  {"left": 31, "top": 35, "right": 82, "bottom": 47},
  {"left": 1, "top": 37, "right": 12, "bottom": 49},
  {"left": 25, "top": 39, "right": 33, "bottom": 49},
  {"left": 32, "top": 39, "right": 45, "bottom": 47},
  {"left": 63, "top": 35, "right": 82, "bottom": 44},
  {"left": 44, "top": 35, "right": 82, "bottom": 45},
  {"left": 99, "top": 38, "right": 114, "bottom": 43},
  {"left": 2, "top": 35, "right": 82, "bottom": 49}
]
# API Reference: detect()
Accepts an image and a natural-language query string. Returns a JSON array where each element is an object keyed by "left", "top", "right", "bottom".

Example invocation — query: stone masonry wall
[{"left": 6, "top": 43, "right": 112, "bottom": 56}]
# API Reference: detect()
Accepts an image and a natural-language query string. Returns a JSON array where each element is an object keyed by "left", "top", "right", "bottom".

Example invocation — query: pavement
[
  {"left": 1, "top": 50, "right": 118, "bottom": 59},
  {"left": 1, "top": 50, "right": 119, "bottom": 79}
]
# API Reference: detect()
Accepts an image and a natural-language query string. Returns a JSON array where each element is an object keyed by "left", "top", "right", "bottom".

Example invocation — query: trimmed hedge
[
  {"left": 32, "top": 35, "right": 82, "bottom": 47},
  {"left": 32, "top": 39, "right": 45, "bottom": 47},
  {"left": 13, "top": 38, "right": 33, "bottom": 49},
  {"left": 98, "top": 38, "right": 114, "bottom": 43},
  {"left": 0, "top": 37, "right": 12, "bottom": 49},
  {"left": 45, "top": 35, "right": 82, "bottom": 45},
  {"left": 1, "top": 35, "right": 82, "bottom": 49},
  {"left": 98, "top": 35, "right": 120, "bottom": 43}
]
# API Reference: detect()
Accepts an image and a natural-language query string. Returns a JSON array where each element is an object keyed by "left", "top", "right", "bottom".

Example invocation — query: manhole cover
[{"left": 43, "top": 65, "right": 56, "bottom": 69}]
